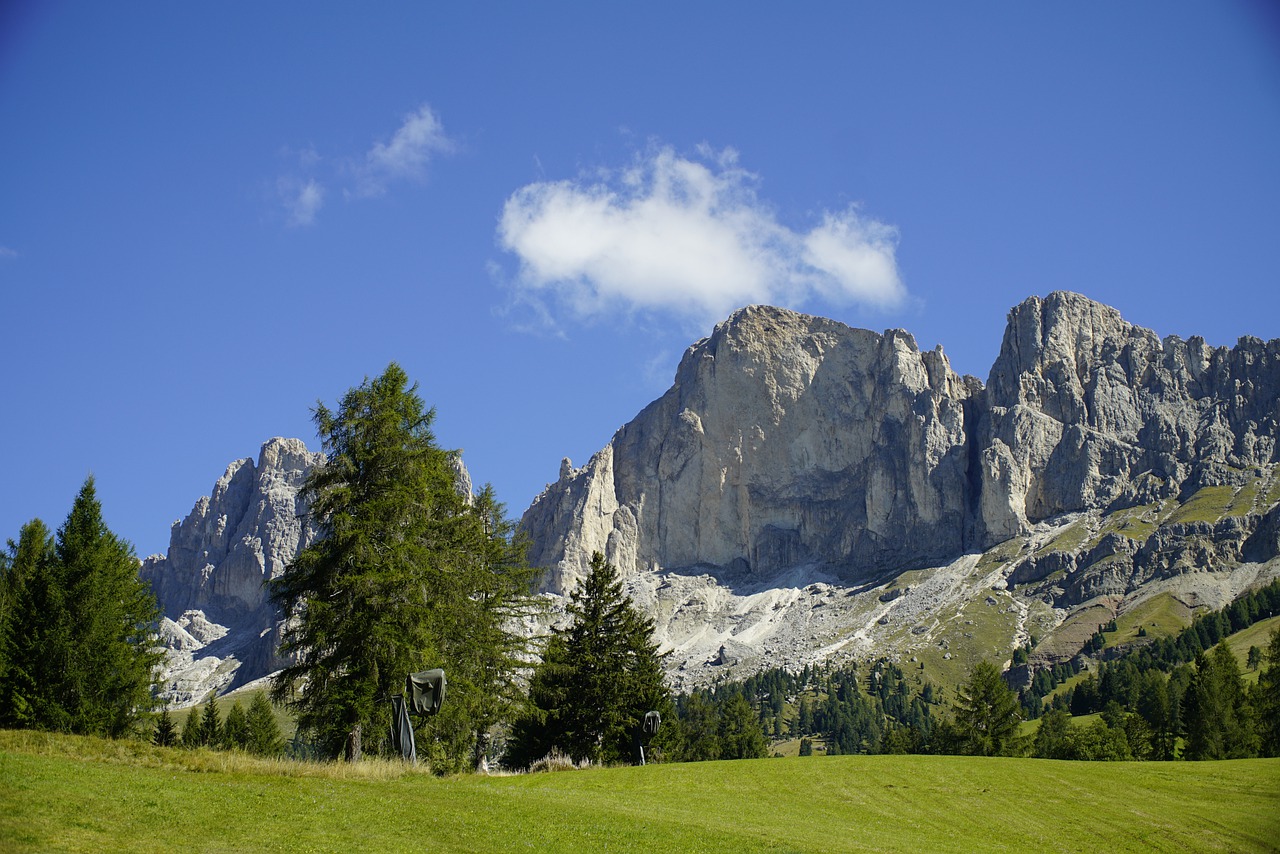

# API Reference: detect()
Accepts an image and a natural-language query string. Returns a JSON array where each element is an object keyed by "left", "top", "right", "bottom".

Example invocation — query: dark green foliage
[
  {"left": 197, "top": 696, "right": 222, "bottom": 748},
  {"left": 152, "top": 708, "right": 178, "bottom": 747},
  {"left": 222, "top": 703, "right": 250, "bottom": 751},
  {"left": 1032, "top": 708, "right": 1073, "bottom": 759},
  {"left": 270, "top": 364, "right": 535, "bottom": 767},
  {"left": 1183, "top": 643, "right": 1258, "bottom": 759},
  {"left": 953, "top": 661, "right": 1023, "bottom": 756},
  {"left": 1255, "top": 628, "right": 1280, "bottom": 757},
  {"left": 245, "top": 693, "right": 284, "bottom": 757},
  {"left": 416, "top": 486, "right": 540, "bottom": 774},
  {"left": 1247, "top": 645, "right": 1262, "bottom": 670},
  {"left": 180, "top": 712, "right": 202, "bottom": 748},
  {"left": 798, "top": 736, "right": 813, "bottom": 756},
  {"left": 0, "top": 481, "right": 162, "bottom": 738},
  {"left": 675, "top": 692, "right": 720, "bottom": 761},
  {"left": 0, "top": 520, "right": 57, "bottom": 729},
  {"left": 507, "top": 553, "right": 670, "bottom": 767},
  {"left": 715, "top": 694, "right": 767, "bottom": 759}
]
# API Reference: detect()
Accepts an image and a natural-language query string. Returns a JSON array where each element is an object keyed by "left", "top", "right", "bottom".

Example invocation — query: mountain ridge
[{"left": 142, "top": 292, "right": 1280, "bottom": 701}]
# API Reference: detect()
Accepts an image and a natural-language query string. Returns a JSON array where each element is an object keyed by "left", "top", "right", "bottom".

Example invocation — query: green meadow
[{"left": 3, "top": 730, "right": 1278, "bottom": 853}]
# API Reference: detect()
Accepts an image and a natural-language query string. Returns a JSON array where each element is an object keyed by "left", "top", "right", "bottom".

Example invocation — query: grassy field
[{"left": 3, "top": 730, "right": 1278, "bottom": 853}]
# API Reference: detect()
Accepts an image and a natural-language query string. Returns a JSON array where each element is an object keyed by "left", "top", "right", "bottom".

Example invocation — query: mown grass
[{"left": 3, "top": 730, "right": 1279, "bottom": 853}]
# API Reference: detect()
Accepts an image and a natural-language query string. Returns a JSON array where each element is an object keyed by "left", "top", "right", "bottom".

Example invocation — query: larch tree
[{"left": 270, "top": 363, "right": 534, "bottom": 766}]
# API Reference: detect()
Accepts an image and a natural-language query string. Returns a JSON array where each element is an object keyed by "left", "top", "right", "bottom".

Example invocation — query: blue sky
[{"left": 2, "top": 2, "right": 1278, "bottom": 559}]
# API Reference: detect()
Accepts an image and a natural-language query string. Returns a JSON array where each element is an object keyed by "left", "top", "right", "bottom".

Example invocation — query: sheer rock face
[
  {"left": 522, "top": 294, "right": 1280, "bottom": 596},
  {"left": 140, "top": 437, "right": 324, "bottom": 703},
  {"left": 523, "top": 305, "right": 979, "bottom": 593},
  {"left": 979, "top": 291, "right": 1280, "bottom": 539},
  {"left": 140, "top": 437, "right": 325, "bottom": 626}
]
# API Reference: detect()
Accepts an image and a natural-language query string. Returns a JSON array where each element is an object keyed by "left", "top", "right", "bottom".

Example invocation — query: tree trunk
[
  {"left": 345, "top": 723, "right": 362, "bottom": 762},
  {"left": 473, "top": 730, "right": 491, "bottom": 774}
]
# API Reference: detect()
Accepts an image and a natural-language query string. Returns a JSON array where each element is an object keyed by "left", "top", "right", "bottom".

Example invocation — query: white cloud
[
  {"left": 497, "top": 146, "right": 906, "bottom": 325},
  {"left": 278, "top": 177, "right": 325, "bottom": 227},
  {"left": 355, "top": 104, "right": 451, "bottom": 197},
  {"left": 0, "top": 246, "right": 17, "bottom": 259}
]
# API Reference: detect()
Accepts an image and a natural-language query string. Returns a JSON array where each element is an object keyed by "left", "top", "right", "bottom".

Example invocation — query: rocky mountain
[
  {"left": 141, "top": 437, "right": 324, "bottom": 706},
  {"left": 522, "top": 292, "right": 1280, "bottom": 689},
  {"left": 141, "top": 293, "right": 1280, "bottom": 704}
]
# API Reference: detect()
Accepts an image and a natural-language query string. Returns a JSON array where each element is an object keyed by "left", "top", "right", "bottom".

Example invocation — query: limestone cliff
[
  {"left": 523, "top": 305, "right": 981, "bottom": 593},
  {"left": 522, "top": 294, "right": 1280, "bottom": 598},
  {"left": 141, "top": 437, "right": 324, "bottom": 704}
]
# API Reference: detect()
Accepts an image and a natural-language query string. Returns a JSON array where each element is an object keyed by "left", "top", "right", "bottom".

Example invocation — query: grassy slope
[{"left": 3, "top": 731, "right": 1278, "bottom": 853}]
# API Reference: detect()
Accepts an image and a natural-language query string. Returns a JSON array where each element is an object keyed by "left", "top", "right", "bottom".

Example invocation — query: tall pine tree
[
  {"left": 271, "top": 364, "right": 534, "bottom": 765},
  {"left": 508, "top": 552, "right": 670, "bottom": 767}
]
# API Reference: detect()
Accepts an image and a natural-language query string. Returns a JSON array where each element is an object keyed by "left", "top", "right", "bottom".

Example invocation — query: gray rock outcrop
[
  {"left": 522, "top": 305, "right": 981, "bottom": 594},
  {"left": 141, "top": 437, "right": 324, "bottom": 704},
  {"left": 522, "top": 293, "right": 1280, "bottom": 597},
  {"left": 978, "top": 292, "right": 1280, "bottom": 540}
]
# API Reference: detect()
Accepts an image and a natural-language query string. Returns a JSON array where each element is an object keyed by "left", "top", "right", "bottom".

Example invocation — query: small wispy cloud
[
  {"left": 273, "top": 104, "right": 451, "bottom": 226},
  {"left": 497, "top": 145, "right": 906, "bottom": 327},
  {"left": 354, "top": 104, "right": 452, "bottom": 197},
  {"left": 278, "top": 177, "right": 325, "bottom": 227}
]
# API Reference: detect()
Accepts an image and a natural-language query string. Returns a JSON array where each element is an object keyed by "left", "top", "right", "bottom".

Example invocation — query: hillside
[{"left": 3, "top": 730, "right": 1277, "bottom": 852}]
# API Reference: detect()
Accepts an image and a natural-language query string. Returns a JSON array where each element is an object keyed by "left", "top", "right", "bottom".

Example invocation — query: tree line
[{"left": 3, "top": 362, "right": 1278, "bottom": 771}]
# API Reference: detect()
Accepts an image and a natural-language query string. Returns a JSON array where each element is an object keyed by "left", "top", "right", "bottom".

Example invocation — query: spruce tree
[
  {"left": 223, "top": 703, "right": 250, "bottom": 750},
  {"left": 271, "top": 364, "right": 534, "bottom": 764},
  {"left": 153, "top": 708, "right": 178, "bottom": 747},
  {"left": 180, "top": 712, "right": 202, "bottom": 748},
  {"left": 508, "top": 552, "right": 670, "bottom": 767},
  {"left": 415, "top": 485, "right": 539, "bottom": 773},
  {"left": 1255, "top": 628, "right": 1280, "bottom": 757},
  {"left": 0, "top": 481, "right": 161, "bottom": 737},
  {"left": 1184, "top": 643, "right": 1259, "bottom": 759},
  {"left": 0, "top": 520, "right": 59, "bottom": 729},
  {"left": 245, "top": 692, "right": 284, "bottom": 756},
  {"left": 717, "top": 693, "right": 768, "bottom": 759},
  {"left": 197, "top": 695, "right": 222, "bottom": 747},
  {"left": 953, "top": 660, "right": 1023, "bottom": 756}
]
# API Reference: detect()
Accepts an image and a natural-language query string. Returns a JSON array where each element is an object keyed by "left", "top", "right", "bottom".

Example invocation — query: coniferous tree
[
  {"left": 416, "top": 485, "right": 539, "bottom": 773},
  {"left": 717, "top": 693, "right": 768, "bottom": 759},
  {"left": 271, "top": 364, "right": 535, "bottom": 765},
  {"left": 245, "top": 692, "right": 284, "bottom": 757},
  {"left": 0, "top": 481, "right": 161, "bottom": 737},
  {"left": 508, "top": 552, "right": 670, "bottom": 767},
  {"left": 153, "top": 708, "right": 178, "bottom": 747},
  {"left": 180, "top": 712, "right": 202, "bottom": 748},
  {"left": 0, "top": 520, "right": 59, "bottom": 729},
  {"left": 1183, "top": 643, "right": 1258, "bottom": 759},
  {"left": 677, "top": 692, "right": 721, "bottom": 761},
  {"left": 59, "top": 479, "right": 162, "bottom": 736},
  {"left": 222, "top": 703, "right": 250, "bottom": 750},
  {"left": 953, "top": 660, "right": 1023, "bottom": 756},
  {"left": 197, "top": 695, "right": 222, "bottom": 747},
  {"left": 1254, "top": 628, "right": 1280, "bottom": 757}
]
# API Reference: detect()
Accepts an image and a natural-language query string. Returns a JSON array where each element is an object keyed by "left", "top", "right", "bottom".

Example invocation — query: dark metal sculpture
[
  {"left": 407, "top": 668, "right": 446, "bottom": 717},
  {"left": 637, "top": 710, "right": 661, "bottom": 765},
  {"left": 389, "top": 668, "right": 445, "bottom": 764}
]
